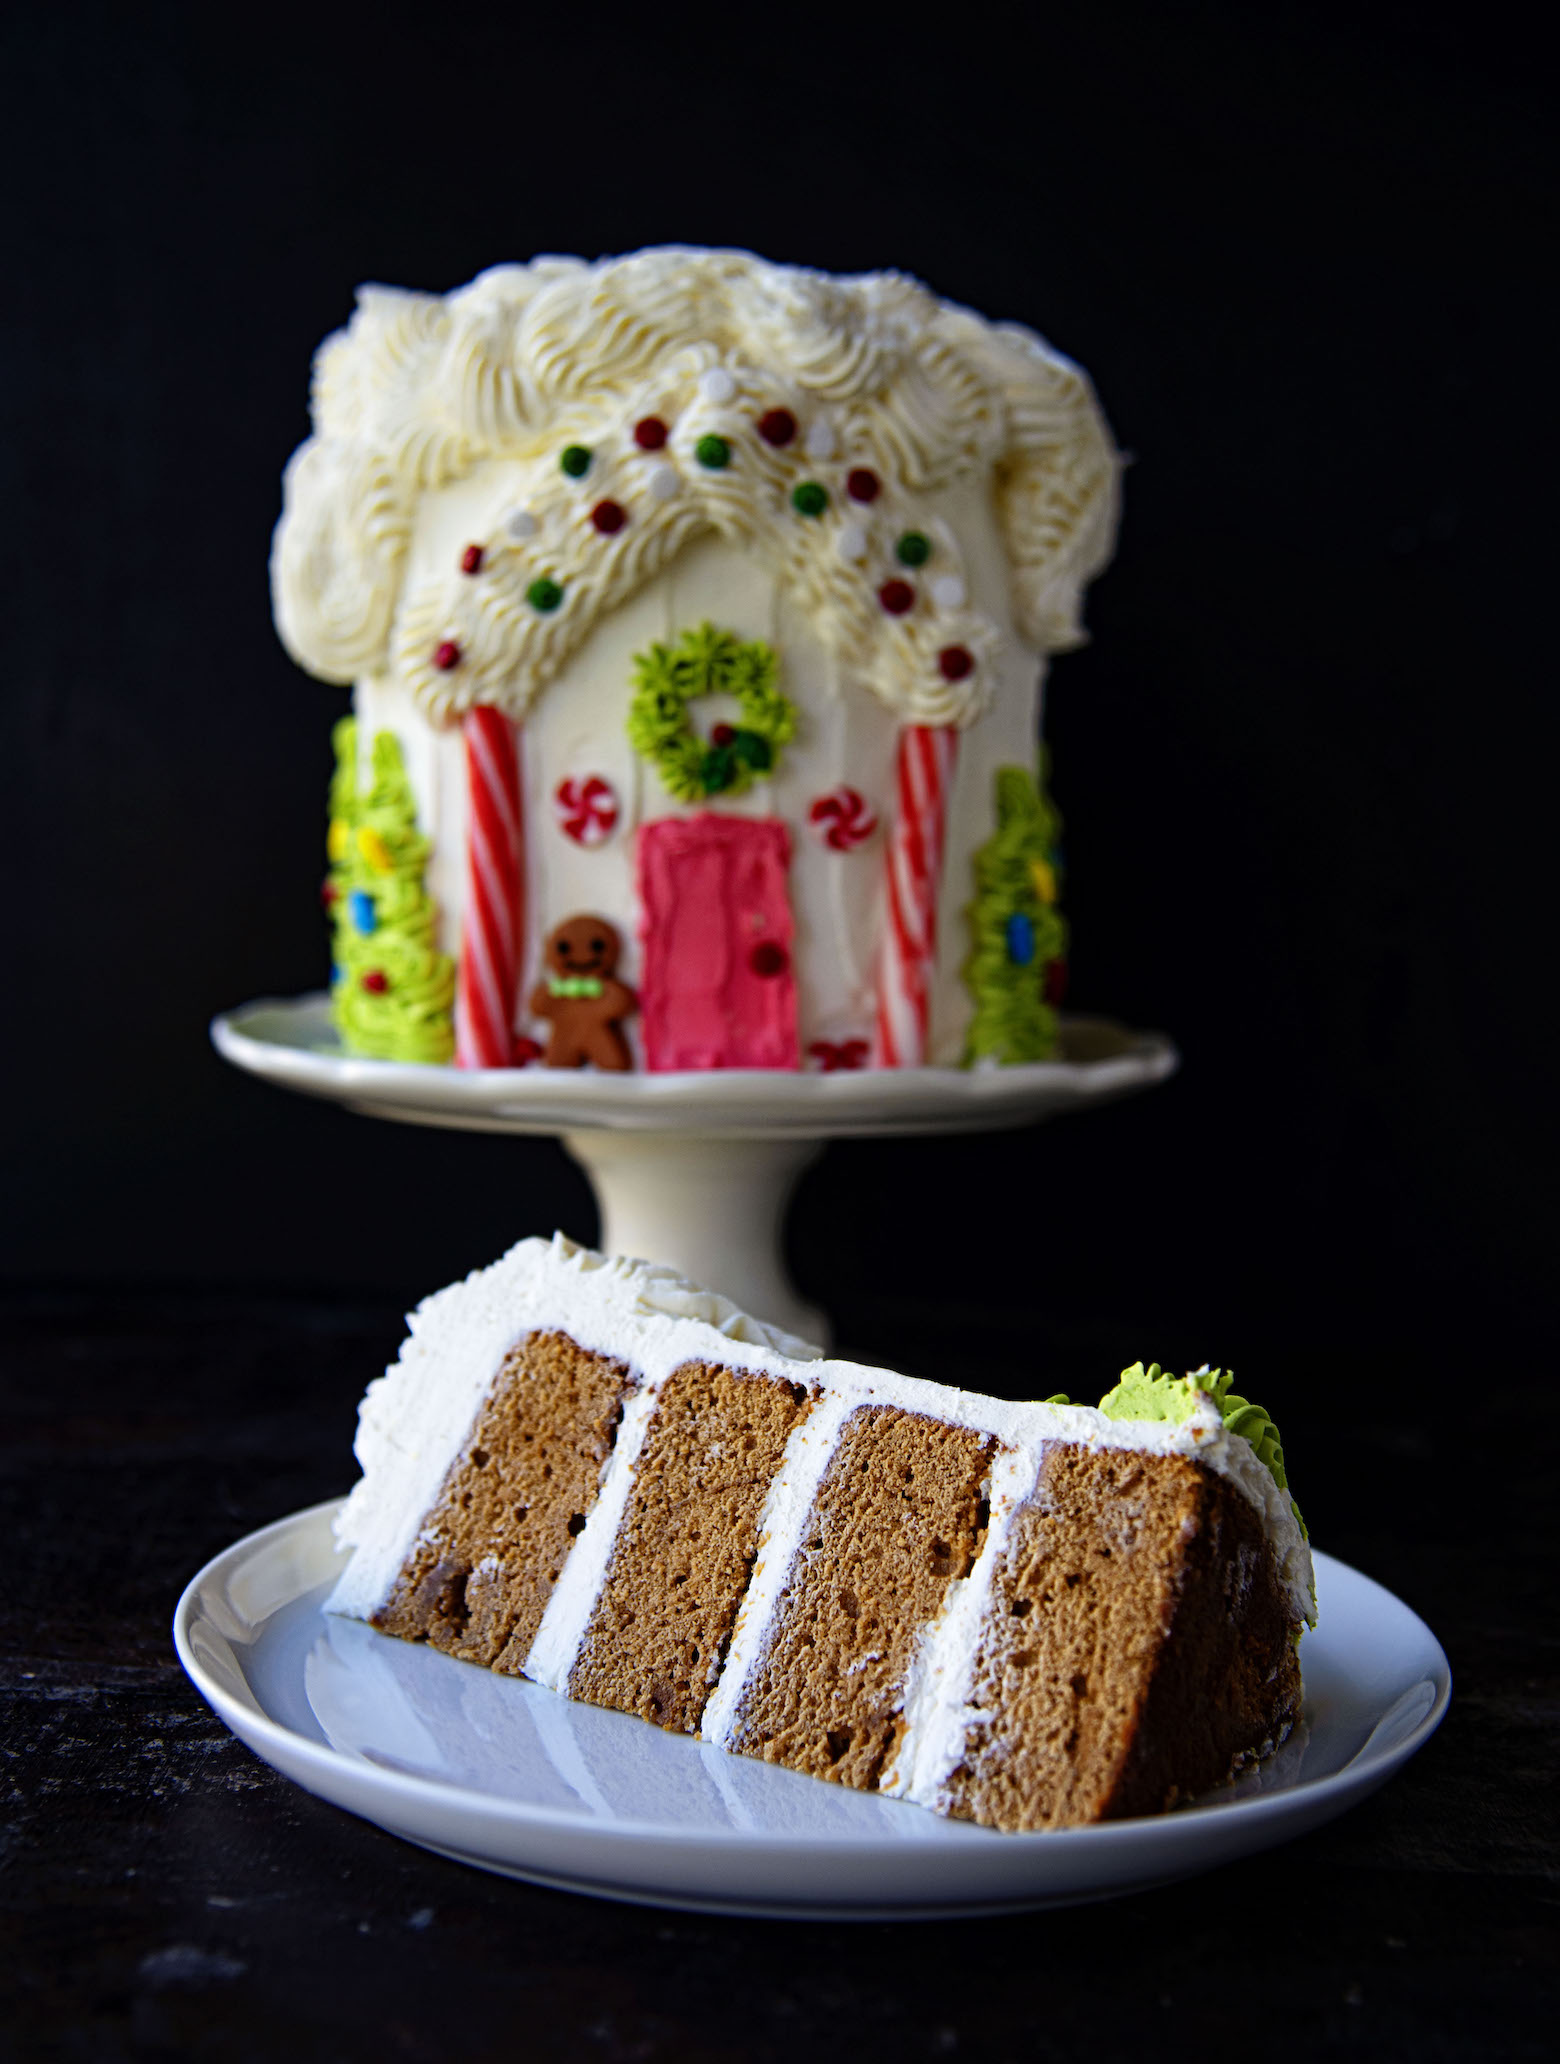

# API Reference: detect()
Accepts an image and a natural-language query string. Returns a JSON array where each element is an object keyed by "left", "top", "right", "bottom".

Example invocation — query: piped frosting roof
[{"left": 272, "top": 249, "right": 1121, "bottom": 730}]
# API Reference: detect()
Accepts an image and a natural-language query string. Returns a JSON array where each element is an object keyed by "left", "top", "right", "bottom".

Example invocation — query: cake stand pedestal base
[
  {"left": 562, "top": 1132, "right": 825, "bottom": 1343},
  {"left": 211, "top": 994, "right": 1178, "bottom": 1342}
]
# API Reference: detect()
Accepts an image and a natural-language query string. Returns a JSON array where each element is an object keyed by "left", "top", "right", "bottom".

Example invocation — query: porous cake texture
[{"left": 329, "top": 1237, "right": 1313, "bottom": 1831}]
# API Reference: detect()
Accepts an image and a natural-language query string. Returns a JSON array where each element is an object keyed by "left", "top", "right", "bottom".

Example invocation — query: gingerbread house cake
[{"left": 272, "top": 249, "right": 1119, "bottom": 1072}]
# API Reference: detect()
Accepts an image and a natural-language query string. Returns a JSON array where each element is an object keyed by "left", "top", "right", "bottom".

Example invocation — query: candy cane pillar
[
  {"left": 875, "top": 723, "right": 959, "bottom": 1068},
  {"left": 455, "top": 706, "right": 525, "bottom": 1069}
]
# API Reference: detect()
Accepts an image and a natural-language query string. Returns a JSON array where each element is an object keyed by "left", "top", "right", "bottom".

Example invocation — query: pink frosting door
[{"left": 637, "top": 813, "right": 799, "bottom": 1071}]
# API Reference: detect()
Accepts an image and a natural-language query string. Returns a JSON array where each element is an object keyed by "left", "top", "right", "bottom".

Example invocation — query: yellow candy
[
  {"left": 327, "top": 817, "right": 349, "bottom": 863},
  {"left": 358, "top": 825, "right": 393, "bottom": 872},
  {"left": 1030, "top": 857, "right": 1058, "bottom": 906}
]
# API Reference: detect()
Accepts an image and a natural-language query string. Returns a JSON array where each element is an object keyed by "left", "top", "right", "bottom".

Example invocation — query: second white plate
[{"left": 175, "top": 1501, "right": 1449, "bottom": 1918}]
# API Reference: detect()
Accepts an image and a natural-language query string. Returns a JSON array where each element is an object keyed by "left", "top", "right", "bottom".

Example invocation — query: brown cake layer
[
  {"left": 726, "top": 1405, "right": 995, "bottom": 1791},
  {"left": 371, "top": 1330, "right": 633, "bottom": 1672},
  {"left": 944, "top": 1446, "right": 1302, "bottom": 1831},
  {"left": 567, "top": 1361, "right": 815, "bottom": 1733}
]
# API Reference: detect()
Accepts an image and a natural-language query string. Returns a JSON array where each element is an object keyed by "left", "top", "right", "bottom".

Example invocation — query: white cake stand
[{"left": 211, "top": 994, "right": 1177, "bottom": 1343}]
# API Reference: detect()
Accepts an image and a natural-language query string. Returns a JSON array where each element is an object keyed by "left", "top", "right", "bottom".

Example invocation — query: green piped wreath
[{"left": 627, "top": 622, "right": 797, "bottom": 802}]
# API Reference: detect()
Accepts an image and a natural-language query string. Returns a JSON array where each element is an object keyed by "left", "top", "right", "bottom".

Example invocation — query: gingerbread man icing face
[
  {"left": 547, "top": 916, "right": 620, "bottom": 981},
  {"left": 529, "top": 914, "right": 637, "bottom": 1071}
]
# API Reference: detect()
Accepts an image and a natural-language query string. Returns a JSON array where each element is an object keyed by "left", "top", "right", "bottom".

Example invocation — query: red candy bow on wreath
[
  {"left": 554, "top": 775, "right": 619, "bottom": 847},
  {"left": 808, "top": 786, "right": 878, "bottom": 851},
  {"left": 809, "top": 1039, "right": 870, "bottom": 1072}
]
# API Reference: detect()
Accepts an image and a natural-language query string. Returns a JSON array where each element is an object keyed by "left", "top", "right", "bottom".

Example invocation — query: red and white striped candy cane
[
  {"left": 874, "top": 723, "right": 959, "bottom": 1068},
  {"left": 455, "top": 706, "right": 524, "bottom": 1069}
]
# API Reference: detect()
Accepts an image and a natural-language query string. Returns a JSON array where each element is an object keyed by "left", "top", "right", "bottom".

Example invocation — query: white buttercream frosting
[
  {"left": 272, "top": 249, "right": 1119, "bottom": 731},
  {"left": 327, "top": 1236, "right": 1313, "bottom": 1816}
]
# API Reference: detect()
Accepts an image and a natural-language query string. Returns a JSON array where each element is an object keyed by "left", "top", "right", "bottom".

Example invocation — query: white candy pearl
[
  {"left": 930, "top": 574, "right": 967, "bottom": 609},
  {"left": 837, "top": 523, "right": 869, "bottom": 564},
  {"left": 646, "top": 463, "right": 680, "bottom": 500},
  {"left": 505, "top": 508, "right": 539, "bottom": 541},
  {"left": 804, "top": 419, "right": 837, "bottom": 461},
  {"left": 699, "top": 366, "right": 736, "bottom": 404}
]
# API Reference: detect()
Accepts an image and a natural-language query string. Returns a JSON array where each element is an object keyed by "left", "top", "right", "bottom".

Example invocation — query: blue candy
[
  {"left": 1006, "top": 912, "right": 1035, "bottom": 965},
  {"left": 350, "top": 890, "right": 377, "bottom": 936}
]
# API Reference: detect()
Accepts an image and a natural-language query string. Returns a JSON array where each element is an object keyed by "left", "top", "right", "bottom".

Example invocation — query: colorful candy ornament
[
  {"left": 554, "top": 774, "right": 620, "bottom": 847},
  {"left": 808, "top": 785, "right": 879, "bottom": 851}
]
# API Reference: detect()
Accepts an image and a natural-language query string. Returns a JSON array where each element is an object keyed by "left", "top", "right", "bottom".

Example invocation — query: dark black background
[
  {"left": 4, "top": 0, "right": 1554, "bottom": 1371},
  {"left": 2, "top": 6, "right": 1555, "bottom": 2057}
]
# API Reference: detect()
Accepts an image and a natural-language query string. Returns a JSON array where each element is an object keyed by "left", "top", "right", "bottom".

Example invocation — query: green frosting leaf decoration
[
  {"left": 961, "top": 758, "right": 1068, "bottom": 1065},
  {"left": 325, "top": 718, "right": 456, "bottom": 1064},
  {"left": 1098, "top": 1360, "right": 1202, "bottom": 1425},
  {"left": 1100, "top": 1360, "right": 1306, "bottom": 1536},
  {"left": 627, "top": 622, "right": 797, "bottom": 802}
]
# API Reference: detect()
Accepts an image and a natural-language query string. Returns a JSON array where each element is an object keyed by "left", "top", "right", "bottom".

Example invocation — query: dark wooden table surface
[{"left": 3, "top": 1288, "right": 1554, "bottom": 2062}]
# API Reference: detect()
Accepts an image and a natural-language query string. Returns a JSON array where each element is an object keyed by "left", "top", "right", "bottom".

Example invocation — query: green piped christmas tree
[
  {"left": 325, "top": 718, "right": 455, "bottom": 1063},
  {"left": 962, "top": 758, "right": 1068, "bottom": 1065}
]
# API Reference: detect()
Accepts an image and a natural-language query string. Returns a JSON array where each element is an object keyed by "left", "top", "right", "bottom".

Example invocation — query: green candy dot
[
  {"left": 526, "top": 577, "right": 564, "bottom": 612},
  {"left": 694, "top": 434, "right": 731, "bottom": 470},
  {"left": 559, "top": 445, "right": 592, "bottom": 478},
  {"left": 791, "top": 481, "right": 829, "bottom": 517},
  {"left": 895, "top": 530, "right": 932, "bottom": 567}
]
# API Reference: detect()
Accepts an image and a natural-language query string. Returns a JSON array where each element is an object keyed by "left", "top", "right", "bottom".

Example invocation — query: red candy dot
[
  {"left": 460, "top": 543, "right": 484, "bottom": 575},
  {"left": 1044, "top": 960, "right": 1069, "bottom": 1006},
  {"left": 361, "top": 970, "right": 388, "bottom": 994},
  {"left": 512, "top": 1035, "right": 544, "bottom": 1065},
  {"left": 320, "top": 878, "right": 338, "bottom": 907},
  {"left": 433, "top": 639, "right": 461, "bottom": 671},
  {"left": 749, "top": 941, "right": 789, "bottom": 978},
  {"left": 591, "top": 499, "right": 627, "bottom": 535},
  {"left": 757, "top": 407, "right": 797, "bottom": 447},
  {"left": 633, "top": 416, "right": 669, "bottom": 450},
  {"left": 711, "top": 722, "right": 737, "bottom": 747},
  {"left": 938, "top": 644, "right": 975, "bottom": 681},
  {"left": 846, "top": 468, "right": 881, "bottom": 503},
  {"left": 878, "top": 579, "right": 915, "bottom": 616}
]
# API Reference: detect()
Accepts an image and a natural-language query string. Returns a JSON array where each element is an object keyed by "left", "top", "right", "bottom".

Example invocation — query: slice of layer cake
[{"left": 328, "top": 1237, "right": 1313, "bottom": 1830}]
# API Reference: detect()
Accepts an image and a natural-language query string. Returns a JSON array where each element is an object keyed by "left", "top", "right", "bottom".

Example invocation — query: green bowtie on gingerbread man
[{"left": 530, "top": 915, "right": 637, "bottom": 1070}]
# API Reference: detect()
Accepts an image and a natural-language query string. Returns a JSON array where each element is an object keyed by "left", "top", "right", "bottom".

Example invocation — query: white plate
[{"left": 175, "top": 1500, "right": 1449, "bottom": 1919}]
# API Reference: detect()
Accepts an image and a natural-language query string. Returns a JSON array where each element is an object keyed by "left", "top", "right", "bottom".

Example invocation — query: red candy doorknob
[{"left": 749, "top": 940, "right": 788, "bottom": 978}]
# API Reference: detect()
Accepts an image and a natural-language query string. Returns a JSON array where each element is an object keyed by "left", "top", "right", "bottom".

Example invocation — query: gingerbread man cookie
[{"left": 529, "top": 915, "right": 637, "bottom": 1071}]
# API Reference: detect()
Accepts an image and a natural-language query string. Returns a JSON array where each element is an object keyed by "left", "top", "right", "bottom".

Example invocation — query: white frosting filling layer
[{"left": 328, "top": 1236, "right": 1314, "bottom": 1810}]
